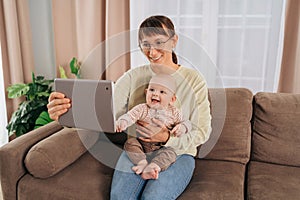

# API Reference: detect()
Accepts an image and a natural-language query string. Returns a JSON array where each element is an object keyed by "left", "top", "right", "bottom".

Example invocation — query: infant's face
[{"left": 146, "top": 83, "right": 174, "bottom": 109}]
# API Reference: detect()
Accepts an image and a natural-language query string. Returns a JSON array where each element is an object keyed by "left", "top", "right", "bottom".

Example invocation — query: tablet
[{"left": 54, "top": 78, "right": 116, "bottom": 133}]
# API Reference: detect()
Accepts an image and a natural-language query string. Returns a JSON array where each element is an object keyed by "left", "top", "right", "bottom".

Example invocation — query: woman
[{"left": 48, "top": 15, "right": 211, "bottom": 199}]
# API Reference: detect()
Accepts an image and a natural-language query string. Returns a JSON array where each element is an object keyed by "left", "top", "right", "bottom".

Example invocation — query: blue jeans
[{"left": 110, "top": 152, "right": 195, "bottom": 200}]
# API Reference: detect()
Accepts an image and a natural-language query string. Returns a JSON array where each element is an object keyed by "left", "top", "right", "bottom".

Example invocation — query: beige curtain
[
  {"left": 278, "top": 0, "right": 300, "bottom": 93},
  {"left": 1, "top": 0, "right": 130, "bottom": 120},
  {"left": 0, "top": 0, "right": 34, "bottom": 120},
  {"left": 52, "top": 0, "right": 130, "bottom": 82}
]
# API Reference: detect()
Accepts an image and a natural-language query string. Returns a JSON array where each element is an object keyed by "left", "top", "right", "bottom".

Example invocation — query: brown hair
[{"left": 138, "top": 15, "right": 178, "bottom": 64}]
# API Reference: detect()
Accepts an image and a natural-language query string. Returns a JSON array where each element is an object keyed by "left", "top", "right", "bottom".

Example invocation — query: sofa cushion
[
  {"left": 247, "top": 161, "right": 300, "bottom": 200},
  {"left": 199, "top": 88, "right": 253, "bottom": 165},
  {"left": 252, "top": 92, "right": 300, "bottom": 167},
  {"left": 178, "top": 159, "right": 245, "bottom": 200},
  {"left": 24, "top": 128, "right": 99, "bottom": 178}
]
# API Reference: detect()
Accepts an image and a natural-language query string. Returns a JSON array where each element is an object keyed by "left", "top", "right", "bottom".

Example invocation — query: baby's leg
[
  {"left": 141, "top": 146, "right": 177, "bottom": 180},
  {"left": 132, "top": 159, "right": 148, "bottom": 174},
  {"left": 124, "top": 138, "right": 147, "bottom": 171},
  {"left": 141, "top": 162, "right": 161, "bottom": 180}
]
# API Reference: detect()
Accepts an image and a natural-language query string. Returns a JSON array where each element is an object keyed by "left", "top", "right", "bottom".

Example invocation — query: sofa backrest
[
  {"left": 198, "top": 88, "right": 253, "bottom": 165},
  {"left": 251, "top": 92, "right": 300, "bottom": 167}
]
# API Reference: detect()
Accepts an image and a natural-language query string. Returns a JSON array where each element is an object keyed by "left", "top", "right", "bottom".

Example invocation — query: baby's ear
[
  {"left": 171, "top": 95, "right": 176, "bottom": 103},
  {"left": 145, "top": 89, "right": 148, "bottom": 94}
]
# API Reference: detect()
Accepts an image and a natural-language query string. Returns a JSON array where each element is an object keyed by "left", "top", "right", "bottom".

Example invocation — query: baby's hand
[
  {"left": 170, "top": 124, "right": 187, "bottom": 137},
  {"left": 116, "top": 119, "right": 128, "bottom": 132}
]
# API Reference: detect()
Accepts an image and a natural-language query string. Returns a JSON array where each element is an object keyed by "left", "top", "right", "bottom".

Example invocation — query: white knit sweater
[{"left": 114, "top": 65, "right": 212, "bottom": 156}]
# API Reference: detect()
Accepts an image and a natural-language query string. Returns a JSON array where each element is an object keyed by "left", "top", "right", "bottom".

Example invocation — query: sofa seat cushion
[
  {"left": 247, "top": 161, "right": 300, "bottom": 200},
  {"left": 178, "top": 159, "right": 245, "bottom": 200},
  {"left": 252, "top": 92, "right": 300, "bottom": 166},
  {"left": 24, "top": 128, "right": 99, "bottom": 178},
  {"left": 19, "top": 151, "right": 113, "bottom": 200}
]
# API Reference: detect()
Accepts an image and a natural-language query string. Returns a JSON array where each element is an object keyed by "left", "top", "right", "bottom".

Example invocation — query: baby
[{"left": 116, "top": 74, "right": 191, "bottom": 180}]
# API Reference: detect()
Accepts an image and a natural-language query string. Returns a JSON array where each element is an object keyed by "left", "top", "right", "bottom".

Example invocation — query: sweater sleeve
[
  {"left": 114, "top": 72, "right": 131, "bottom": 120},
  {"left": 165, "top": 71, "right": 212, "bottom": 156},
  {"left": 172, "top": 106, "right": 192, "bottom": 133}
]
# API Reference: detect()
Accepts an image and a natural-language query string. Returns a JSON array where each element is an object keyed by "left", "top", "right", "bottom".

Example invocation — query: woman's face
[{"left": 140, "top": 33, "right": 177, "bottom": 66}]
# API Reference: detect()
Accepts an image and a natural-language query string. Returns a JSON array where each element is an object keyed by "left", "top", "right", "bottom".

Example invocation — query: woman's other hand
[
  {"left": 136, "top": 118, "right": 170, "bottom": 143},
  {"left": 47, "top": 92, "right": 71, "bottom": 121}
]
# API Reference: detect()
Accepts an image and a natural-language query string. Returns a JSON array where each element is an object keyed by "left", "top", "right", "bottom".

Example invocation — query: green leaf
[
  {"left": 36, "top": 76, "right": 45, "bottom": 81},
  {"left": 32, "top": 72, "right": 36, "bottom": 83},
  {"left": 59, "top": 65, "right": 68, "bottom": 78},
  {"left": 34, "top": 111, "right": 54, "bottom": 129},
  {"left": 7, "top": 84, "right": 30, "bottom": 98},
  {"left": 14, "top": 124, "right": 28, "bottom": 137},
  {"left": 35, "top": 78, "right": 54, "bottom": 86},
  {"left": 36, "top": 92, "right": 51, "bottom": 98},
  {"left": 70, "top": 57, "right": 80, "bottom": 77}
]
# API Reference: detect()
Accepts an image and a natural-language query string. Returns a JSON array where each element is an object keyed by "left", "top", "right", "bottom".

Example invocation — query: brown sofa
[{"left": 1, "top": 88, "right": 300, "bottom": 200}]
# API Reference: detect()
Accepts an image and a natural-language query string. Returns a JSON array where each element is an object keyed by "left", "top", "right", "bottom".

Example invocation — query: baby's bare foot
[
  {"left": 141, "top": 163, "right": 161, "bottom": 180},
  {"left": 132, "top": 160, "right": 148, "bottom": 175}
]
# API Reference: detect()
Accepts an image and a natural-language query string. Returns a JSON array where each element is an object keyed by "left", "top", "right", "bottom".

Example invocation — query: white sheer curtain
[
  {"left": 130, "top": 0, "right": 286, "bottom": 93},
  {"left": 0, "top": 42, "right": 8, "bottom": 147}
]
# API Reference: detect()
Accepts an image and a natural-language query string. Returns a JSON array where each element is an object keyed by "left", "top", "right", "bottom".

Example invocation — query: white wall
[{"left": 28, "top": 0, "right": 56, "bottom": 79}]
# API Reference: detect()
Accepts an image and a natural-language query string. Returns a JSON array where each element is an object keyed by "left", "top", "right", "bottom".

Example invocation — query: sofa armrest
[
  {"left": 0, "top": 121, "right": 63, "bottom": 200},
  {"left": 24, "top": 128, "right": 100, "bottom": 179}
]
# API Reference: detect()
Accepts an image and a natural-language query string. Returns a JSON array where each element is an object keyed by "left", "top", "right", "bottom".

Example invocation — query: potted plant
[
  {"left": 6, "top": 73, "right": 54, "bottom": 138},
  {"left": 6, "top": 57, "right": 81, "bottom": 138}
]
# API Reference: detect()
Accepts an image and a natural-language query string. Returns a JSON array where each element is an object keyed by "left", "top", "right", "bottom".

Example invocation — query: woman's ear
[{"left": 172, "top": 34, "right": 178, "bottom": 48}]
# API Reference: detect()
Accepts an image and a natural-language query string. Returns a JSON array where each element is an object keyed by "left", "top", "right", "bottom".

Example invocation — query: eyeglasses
[{"left": 139, "top": 36, "right": 173, "bottom": 50}]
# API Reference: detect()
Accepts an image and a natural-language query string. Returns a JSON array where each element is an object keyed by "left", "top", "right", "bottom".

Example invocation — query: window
[
  {"left": 0, "top": 41, "right": 8, "bottom": 146},
  {"left": 130, "top": 0, "right": 286, "bottom": 93}
]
